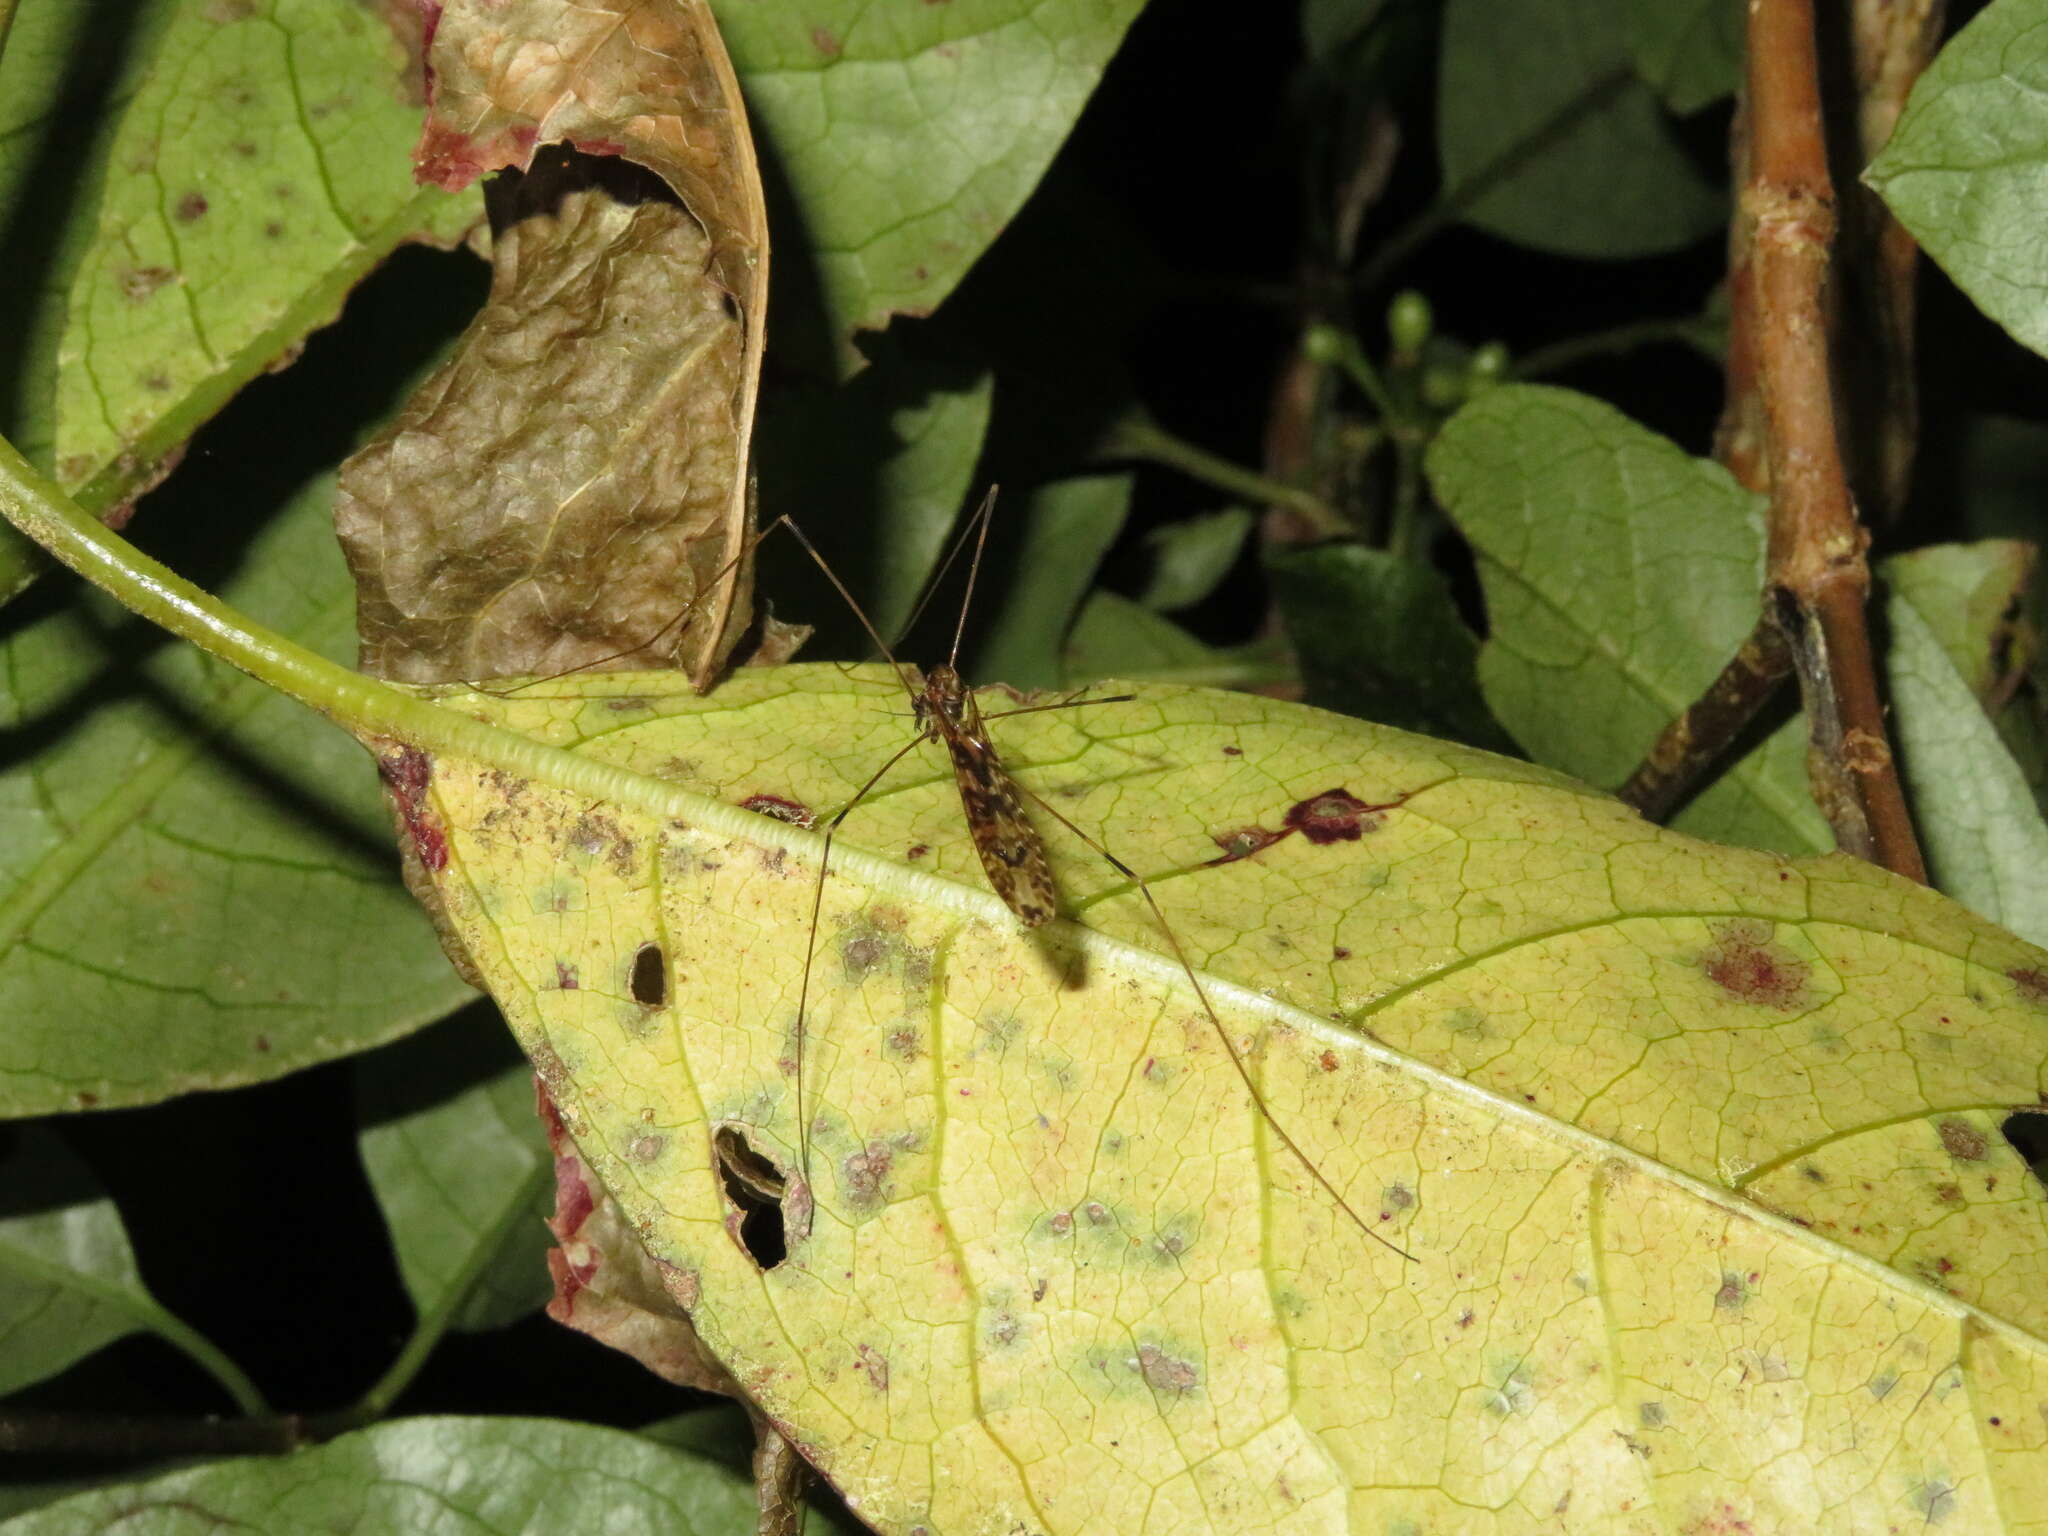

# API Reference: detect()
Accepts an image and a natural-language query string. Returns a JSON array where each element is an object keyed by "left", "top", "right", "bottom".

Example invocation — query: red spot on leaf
[
  {"left": 1319, "top": 1050, "right": 1339, "bottom": 1071},
  {"left": 1285, "top": 788, "right": 1378, "bottom": 844},
  {"left": 554, "top": 961, "right": 580, "bottom": 991},
  {"left": 378, "top": 745, "right": 448, "bottom": 871},
  {"left": 1700, "top": 920, "right": 1807, "bottom": 1008},
  {"left": 552, "top": 1155, "right": 595, "bottom": 1235},
  {"left": 855, "top": 1342, "right": 890, "bottom": 1391}
]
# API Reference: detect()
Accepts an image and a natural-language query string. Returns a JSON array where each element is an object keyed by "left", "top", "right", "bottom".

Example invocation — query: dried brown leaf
[{"left": 338, "top": 0, "right": 767, "bottom": 687}]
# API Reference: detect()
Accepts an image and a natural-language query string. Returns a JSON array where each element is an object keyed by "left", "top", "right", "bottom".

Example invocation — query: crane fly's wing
[{"left": 940, "top": 730, "right": 1058, "bottom": 927}]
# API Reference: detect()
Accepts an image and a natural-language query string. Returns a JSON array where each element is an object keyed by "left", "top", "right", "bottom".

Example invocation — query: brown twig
[
  {"left": 1619, "top": 617, "right": 1793, "bottom": 823},
  {"left": 1835, "top": 0, "right": 1948, "bottom": 520},
  {"left": 1624, "top": 2, "right": 1930, "bottom": 885},
  {"left": 1744, "top": 0, "right": 1925, "bottom": 880}
]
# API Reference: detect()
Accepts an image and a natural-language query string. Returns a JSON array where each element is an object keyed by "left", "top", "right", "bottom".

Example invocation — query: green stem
[
  {"left": 1354, "top": 65, "right": 1632, "bottom": 294},
  {"left": 147, "top": 1310, "right": 271, "bottom": 1418},
  {"left": 1388, "top": 430, "right": 1425, "bottom": 564},
  {"left": 1511, "top": 317, "right": 1713, "bottom": 380},
  {"left": 0, "top": 433, "right": 731, "bottom": 816},
  {"left": 1105, "top": 416, "right": 1346, "bottom": 537},
  {"left": 339, "top": 1161, "right": 554, "bottom": 1429}
]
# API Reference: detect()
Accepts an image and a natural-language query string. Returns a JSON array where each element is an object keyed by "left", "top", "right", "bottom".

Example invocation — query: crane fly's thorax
[{"left": 914, "top": 663, "right": 985, "bottom": 745}]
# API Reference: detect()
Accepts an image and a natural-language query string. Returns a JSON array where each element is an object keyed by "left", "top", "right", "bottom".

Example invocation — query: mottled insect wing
[{"left": 939, "top": 730, "right": 1058, "bottom": 927}]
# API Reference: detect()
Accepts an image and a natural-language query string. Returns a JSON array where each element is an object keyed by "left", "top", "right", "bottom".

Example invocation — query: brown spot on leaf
[
  {"left": 812, "top": 26, "right": 841, "bottom": 54},
  {"left": 1700, "top": 920, "right": 1807, "bottom": 1008},
  {"left": 76, "top": 1091, "right": 99, "bottom": 1108},
  {"left": 842, "top": 1141, "right": 894, "bottom": 1208},
  {"left": 173, "top": 191, "right": 208, "bottom": 221},
  {"left": 1319, "top": 1050, "right": 1339, "bottom": 1071},
  {"left": 119, "top": 266, "right": 177, "bottom": 302},
  {"left": 741, "top": 793, "right": 814, "bottom": 827},
  {"left": 1208, "top": 825, "right": 1284, "bottom": 864},
  {"left": 1136, "top": 1343, "right": 1198, "bottom": 1394},
  {"left": 1938, "top": 1118, "right": 1989, "bottom": 1162},
  {"left": 2010, "top": 967, "right": 2048, "bottom": 1006},
  {"left": 855, "top": 1343, "right": 890, "bottom": 1391}
]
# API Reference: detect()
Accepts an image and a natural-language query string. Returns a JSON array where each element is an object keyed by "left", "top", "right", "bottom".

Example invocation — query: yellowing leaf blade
[{"left": 405, "top": 666, "right": 2048, "bottom": 1533}]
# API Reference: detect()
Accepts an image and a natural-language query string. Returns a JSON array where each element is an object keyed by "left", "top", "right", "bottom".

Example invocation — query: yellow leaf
[{"left": 404, "top": 664, "right": 2048, "bottom": 1534}]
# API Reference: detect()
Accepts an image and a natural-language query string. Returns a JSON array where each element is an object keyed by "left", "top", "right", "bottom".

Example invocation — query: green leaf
[
  {"left": 51, "top": 0, "right": 478, "bottom": 510},
  {"left": 0, "top": 1122, "right": 258, "bottom": 1408},
  {"left": 1427, "top": 383, "right": 1830, "bottom": 853},
  {"left": 971, "top": 473, "right": 1133, "bottom": 690},
  {"left": 1866, "top": 0, "right": 2048, "bottom": 360},
  {"left": 1886, "top": 563, "right": 2048, "bottom": 947},
  {"left": 5, "top": 1417, "right": 762, "bottom": 1535},
  {"left": 1139, "top": 508, "right": 1254, "bottom": 613},
  {"left": 0, "top": 1125, "right": 154, "bottom": 1395},
  {"left": 0, "top": 0, "right": 181, "bottom": 599},
  {"left": 1438, "top": 0, "right": 1723, "bottom": 257},
  {"left": 357, "top": 1011, "right": 553, "bottom": 1334},
  {"left": 1883, "top": 540, "right": 2036, "bottom": 700},
  {"left": 1623, "top": 0, "right": 1742, "bottom": 115},
  {"left": 0, "top": 471, "right": 473, "bottom": 1118},
  {"left": 1065, "top": 591, "right": 1296, "bottom": 691},
  {"left": 721, "top": 0, "right": 1148, "bottom": 359},
  {"left": 1266, "top": 541, "right": 1515, "bottom": 751},
  {"left": 0, "top": 0, "right": 174, "bottom": 467},
  {"left": 755, "top": 349, "right": 995, "bottom": 656},
  {"left": 1302, "top": 0, "right": 1390, "bottom": 62}
]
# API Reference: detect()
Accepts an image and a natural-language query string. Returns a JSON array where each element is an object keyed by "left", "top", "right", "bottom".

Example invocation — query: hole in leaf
[
  {"left": 713, "top": 1126, "right": 787, "bottom": 1269},
  {"left": 2001, "top": 1111, "right": 2048, "bottom": 1188},
  {"left": 630, "top": 942, "right": 667, "bottom": 1008}
]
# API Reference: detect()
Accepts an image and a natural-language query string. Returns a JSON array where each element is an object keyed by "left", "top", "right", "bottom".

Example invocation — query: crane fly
[{"left": 776, "top": 496, "right": 1414, "bottom": 1263}]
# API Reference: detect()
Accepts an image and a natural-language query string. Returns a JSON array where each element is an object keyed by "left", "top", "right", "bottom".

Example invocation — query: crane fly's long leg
[
  {"left": 1010, "top": 779, "right": 1416, "bottom": 1262},
  {"left": 793, "top": 733, "right": 929, "bottom": 1208},
  {"left": 980, "top": 692, "right": 1137, "bottom": 723}
]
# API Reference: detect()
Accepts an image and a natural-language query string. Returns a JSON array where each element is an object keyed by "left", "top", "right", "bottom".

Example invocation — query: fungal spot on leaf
[
  {"left": 1135, "top": 1343, "right": 1198, "bottom": 1395},
  {"left": 1207, "top": 825, "right": 1284, "bottom": 864},
  {"left": 741, "top": 792, "right": 815, "bottom": 827},
  {"left": 1383, "top": 1181, "right": 1415, "bottom": 1211},
  {"left": 1713, "top": 1271, "right": 1751, "bottom": 1310},
  {"left": 174, "top": 191, "right": 208, "bottom": 221},
  {"left": 628, "top": 1133, "right": 666, "bottom": 1164},
  {"left": 629, "top": 943, "right": 668, "bottom": 1008},
  {"left": 837, "top": 918, "right": 900, "bottom": 984},
  {"left": 1938, "top": 1117, "right": 1989, "bottom": 1162},
  {"left": 2010, "top": 966, "right": 2048, "bottom": 1007},
  {"left": 713, "top": 1126, "right": 787, "bottom": 1269},
  {"left": 855, "top": 1343, "right": 890, "bottom": 1392},
  {"left": 1637, "top": 1401, "right": 1667, "bottom": 1428},
  {"left": 1284, "top": 787, "right": 1380, "bottom": 844},
  {"left": 841, "top": 1140, "right": 895, "bottom": 1209},
  {"left": 119, "top": 265, "right": 177, "bottom": 302},
  {"left": 1699, "top": 920, "right": 1808, "bottom": 1009}
]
